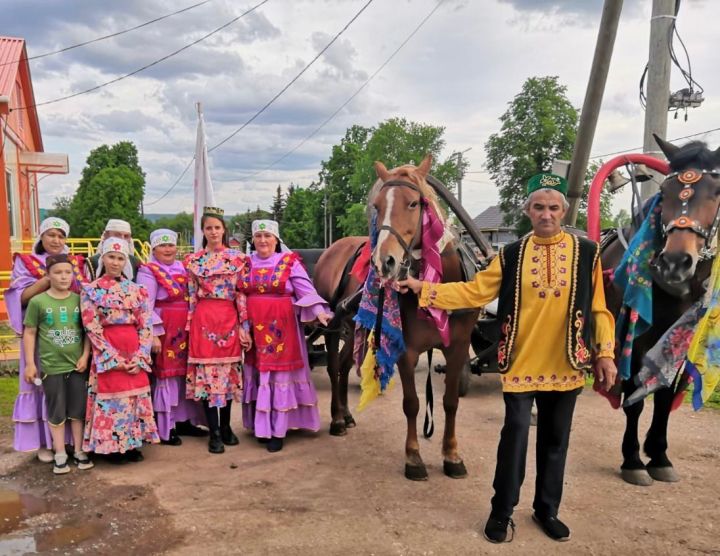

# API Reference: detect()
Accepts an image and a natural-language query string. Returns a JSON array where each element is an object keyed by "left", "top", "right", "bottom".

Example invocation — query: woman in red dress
[{"left": 185, "top": 207, "right": 252, "bottom": 454}]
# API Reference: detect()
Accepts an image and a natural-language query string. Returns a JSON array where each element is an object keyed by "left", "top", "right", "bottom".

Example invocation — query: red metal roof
[{"left": 0, "top": 36, "right": 24, "bottom": 97}]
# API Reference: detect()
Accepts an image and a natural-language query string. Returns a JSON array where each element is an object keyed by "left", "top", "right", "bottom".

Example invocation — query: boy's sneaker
[
  {"left": 73, "top": 451, "right": 94, "bottom": 471},
  {"left": 53, "top": 453, "right": 71, "bottom": 475}
]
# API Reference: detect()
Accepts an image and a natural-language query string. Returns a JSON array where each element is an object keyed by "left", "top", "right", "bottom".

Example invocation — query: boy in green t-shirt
[{"left": 23, "top": 254, "right": 93, "bottom": 475}]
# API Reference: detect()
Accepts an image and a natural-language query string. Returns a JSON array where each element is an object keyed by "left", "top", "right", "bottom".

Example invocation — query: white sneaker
[
  {"left": 73, "top": 451, "right": 94, "bottom": 471},
  {"left": 53, "top": 454, "right": 70, "bottom": 475},
  {"left": 37, "top": 448, "right": 54, "bottom": 463}
]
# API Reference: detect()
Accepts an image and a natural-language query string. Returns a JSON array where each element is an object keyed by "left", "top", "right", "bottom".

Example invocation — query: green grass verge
[{"left": 0, "top": 376, "right": 18, "bottom": 418}]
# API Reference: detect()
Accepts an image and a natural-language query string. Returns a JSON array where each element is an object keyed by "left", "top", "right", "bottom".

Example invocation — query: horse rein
[
  {"left": 376, "top": 179, "right": 425, "bottom": 278},
  {"left": 662, "top": 168, "right": 720, "bottom": 256}
]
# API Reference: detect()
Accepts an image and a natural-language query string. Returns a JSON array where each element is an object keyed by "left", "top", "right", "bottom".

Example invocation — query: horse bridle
[
  {"left": 662, "top": 168, "right": 720, "bottom": 254},
  {"left": 376, "top": 179, "right": 425, "bottom": 278}
]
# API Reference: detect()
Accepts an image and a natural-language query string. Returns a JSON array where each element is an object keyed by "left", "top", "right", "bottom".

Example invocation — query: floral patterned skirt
[
  {"left": 186, "top": 363, "right": 242, "bottom": 408},
  {"left": 83, "top": 391, "right": 159, "bottom": 454}
]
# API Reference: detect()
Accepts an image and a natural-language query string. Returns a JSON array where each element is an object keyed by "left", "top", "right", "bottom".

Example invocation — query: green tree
[
  {"left": 485, "top": 76, "right": 578, "bottom": 235},
  {"left": 68, "top": 142, "right": 149, "bottom": 238},
  {"left": 152, "top": 212, "right": 194, "bottom": 245},
  {"left": 46, "top": 196, "right": 73, "bottom": 222},
  {"left": 613, "top": 208, "right": 631, "bottom": 228},
  {"left": 282, "top": 183, "right": 325, "bottom": 248},
  {"left": 230, "top": 207, "right": 272, "bottom": 244},
  {"left": 577, "top": 161, "right": 615, "bottom": 231},
  {"left": 320, "top": 118, "right": 463, "bottom": 239},
  {"left": 271, "top": 185, "right": 285, "bottom": 223}
]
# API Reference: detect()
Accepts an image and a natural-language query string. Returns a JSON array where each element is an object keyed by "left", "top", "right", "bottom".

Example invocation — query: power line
[
  {"left": 207, "top": 0, "right": 375, "bottom": 152},
  {"left": 234, "top": 0, "right": 446, "bottom": 182},
  {"left": 0, "top": 0, "right": 214, "bottom": 68},
  {"left": 145, "top": 0, "right": 375, "bottom": 205},
  {"left": 13, "top": 0, "right": 270, "bottom": 111},
  {"left": 589, "top": 126, "right": 720, "bottom": 160}
]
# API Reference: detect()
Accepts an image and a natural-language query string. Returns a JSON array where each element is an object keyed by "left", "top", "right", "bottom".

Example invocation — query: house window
[{"left": 5, "top": 169, "right": 17, "bottom": 237}]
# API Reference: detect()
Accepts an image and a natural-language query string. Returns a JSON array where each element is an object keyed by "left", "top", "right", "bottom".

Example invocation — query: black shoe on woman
[
  {"left": 267, "top": 437, "right": 284, "bottom": 453},
  {"left": 221, "top": 426, "right": 239, "bottom": 446},
  {"left": 126, "top": 450, "right": 144, "bottom": 463},
  {"left": 175, "top": 421, "right": 209, "bottom": 437},
  {"left": 161, "top": 429, "right": 183, "bottom": 446},
  {"left": 208, "top": 431, "right": 225, "bottom": 454}
]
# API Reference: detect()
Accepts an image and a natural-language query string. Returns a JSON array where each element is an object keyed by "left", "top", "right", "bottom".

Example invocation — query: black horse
[{"left": 602, "top": 136, "right": 720, "bottom": 485}]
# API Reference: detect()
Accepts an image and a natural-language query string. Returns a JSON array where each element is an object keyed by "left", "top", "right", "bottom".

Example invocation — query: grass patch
[{"left": 0, "top": 376, "right": 18, "bottom": 418}]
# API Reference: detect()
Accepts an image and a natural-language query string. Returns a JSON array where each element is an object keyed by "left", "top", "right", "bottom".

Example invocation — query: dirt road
[{"left": 1, "top": 362, "right": 719, "bottom": 555}]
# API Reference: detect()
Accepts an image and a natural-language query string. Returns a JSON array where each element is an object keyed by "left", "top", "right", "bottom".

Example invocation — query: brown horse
[
  {"left": 366, "top": 155, "right": 478, "bottom": 480},
  {"left": 602, "top": 136, "right": 720, "bottom": 485},
  {"left": 314, "top": 236, "right": 367, "bottom": 436}
]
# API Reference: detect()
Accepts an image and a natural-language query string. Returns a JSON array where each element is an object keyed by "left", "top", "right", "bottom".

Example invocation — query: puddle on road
[{"left": 0, "top": 487, "right": 104, "bottom": 554}]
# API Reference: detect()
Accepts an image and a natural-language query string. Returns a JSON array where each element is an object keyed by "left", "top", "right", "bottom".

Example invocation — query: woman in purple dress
[
  {"left": 136, "top": 229, "right": 206, "bottom": 446},
  {"left": 241, "top": 220, "right": 332, "bottom": 452},
  {"left": 6, "top": 217, "right": 87, "bottom": 459}
]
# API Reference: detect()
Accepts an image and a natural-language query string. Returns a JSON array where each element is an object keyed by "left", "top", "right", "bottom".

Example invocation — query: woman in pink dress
[
  {"left": 6, "top": 217, "right": 87, "bottom": 460},
  {"left": 241, "top": 220, "right": 332, "bottom": 452},
  {"left": 185, "top": 207, "right": 251, "bottom": 454},
  {"left": 81, "top": 238, "right": 159, "bottom": 462},
  {"left": 137, "top": 229, "right": 205, "bottom": 446}
]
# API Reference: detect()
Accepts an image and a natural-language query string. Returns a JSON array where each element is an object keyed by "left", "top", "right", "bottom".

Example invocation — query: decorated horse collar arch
[{"left": 663, "top": 168, "right": 720, "bottom": 259}]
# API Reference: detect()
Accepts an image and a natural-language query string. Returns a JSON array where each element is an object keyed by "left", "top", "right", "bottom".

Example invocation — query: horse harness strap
[
  {"left": 663, "top": 169, "right": 720, "bottom": 249},
  {"left": 378, "top": 179, "right": 425, "bottom": 278}
]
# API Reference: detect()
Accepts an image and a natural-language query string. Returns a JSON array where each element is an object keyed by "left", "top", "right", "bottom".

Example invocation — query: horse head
[
  {"left": 370, "top": 154, "right": 435, "bottom": 281},
  {"left": 653, "top": 135, "right": 720, "bottom": 286}
]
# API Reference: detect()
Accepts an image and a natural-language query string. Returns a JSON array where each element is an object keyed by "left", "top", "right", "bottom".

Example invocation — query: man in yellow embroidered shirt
[{"left": 399, "top": 173, "right": 617, "bottom": 543}]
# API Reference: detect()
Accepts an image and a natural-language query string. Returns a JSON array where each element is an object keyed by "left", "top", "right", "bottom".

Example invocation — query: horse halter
[
  {"left": 376, "top": 179, "right": 425, "bottom": 277},
  {"left": 662, "top": 168, "right": 720, "bottom": 249}
]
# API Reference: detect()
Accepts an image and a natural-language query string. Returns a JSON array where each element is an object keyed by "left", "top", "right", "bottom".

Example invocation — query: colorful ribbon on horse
[{"left": 613, "top": 194, "right": 663, "bottom": 380}]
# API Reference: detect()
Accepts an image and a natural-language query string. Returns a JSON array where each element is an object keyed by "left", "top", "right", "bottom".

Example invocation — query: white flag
[{"left": 193, "top": 102, "right": 216, "bottom": 251}]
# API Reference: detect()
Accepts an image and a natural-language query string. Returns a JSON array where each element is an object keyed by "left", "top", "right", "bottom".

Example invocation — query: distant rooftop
[{"left": 472, "top": 205, "right": 512, "bottom": 230}]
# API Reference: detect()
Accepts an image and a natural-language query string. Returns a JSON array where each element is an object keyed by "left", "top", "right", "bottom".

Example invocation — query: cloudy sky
[{"left": 5, "top": 0, "right": 720, "bottom": 220}]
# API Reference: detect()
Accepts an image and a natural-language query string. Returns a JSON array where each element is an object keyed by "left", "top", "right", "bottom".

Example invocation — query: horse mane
[{"left": 667, "top": 140, "right": 720, "bottom": 172}]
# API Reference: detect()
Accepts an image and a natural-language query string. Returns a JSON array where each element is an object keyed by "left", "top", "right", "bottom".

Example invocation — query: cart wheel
[{"left": 459, "top": 362, "right": 471, "bottom": 398}]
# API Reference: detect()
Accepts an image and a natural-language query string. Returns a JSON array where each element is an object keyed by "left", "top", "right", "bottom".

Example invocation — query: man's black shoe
[
  {"left": 532, "top": 513, "right": 571, "bottom": 541},
  {"left": 483, "top": 515, "right": 514, "bottom": 543}
]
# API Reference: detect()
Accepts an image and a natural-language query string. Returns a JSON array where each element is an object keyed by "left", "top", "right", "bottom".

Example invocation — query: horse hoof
[
  {"left": 344, "top": 415, "right": 357, "bottom": 428},
  {"left": 329, "top": 421, "right": 347, "bottom": 436},
  {"left": 647, "top": 466, "right": 679, "bottom": 483},
  {"left": 404, "top": 464, "right": 428, "bottom": 481},
  {"left": 621, "top": 468, "right": 654, "bottom": 486},
  {"left": 443, "top": 460, "right": 468, "bottom": 479}
]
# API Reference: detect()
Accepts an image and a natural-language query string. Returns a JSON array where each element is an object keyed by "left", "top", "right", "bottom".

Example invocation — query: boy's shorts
[{"left": 42, "top": 372, "right": 88, "bottom": 426}]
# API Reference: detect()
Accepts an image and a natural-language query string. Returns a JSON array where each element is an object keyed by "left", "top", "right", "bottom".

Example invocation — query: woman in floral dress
[
  {"left": 241, "top": 220, "right": 332, "bottom": 453},
  {"left": 81, "top": 238, "right": 159, "bottom": 462},
  {"left": 137, "top": 228, "right": 206, "bottom": 445},
  {"left": 185, "top": 207, "right": 251, "bottom": 454},
  {"left": 6, "top": 217, "right": 87, "bottom": 459}
]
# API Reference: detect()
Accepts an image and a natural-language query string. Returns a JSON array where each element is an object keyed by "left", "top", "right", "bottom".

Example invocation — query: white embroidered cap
[
  {"left": 104, "top": 219, "right": 132, "bottom": 234},
  {"left": 251, "top": 219, "right": 281, "bottom": 241},
  {"left": 33, "top": 217, "right": 70, "bottom": 253},
  {"left": 97, "top": 237, "right": 133, "bottom": 278},
  {"left": 150, "top": 228, "right": 178, "bottom": 249}
]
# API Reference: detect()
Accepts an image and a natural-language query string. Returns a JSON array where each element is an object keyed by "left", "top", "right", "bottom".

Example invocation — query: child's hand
[
  {"left": 126, "top": 362, "right": 140, "bottom": 375},
  {"left": 24, "top": 364, "right": 38, "bottom": 384},
  {"left": 75, "top": 353, "right": 90, "bottom": 373},
  {"left": 239, "top": 328, "right": 252, "bottom": 351},
  {"left": 151, "top": 336, "right": 162, "bottom": 354}
]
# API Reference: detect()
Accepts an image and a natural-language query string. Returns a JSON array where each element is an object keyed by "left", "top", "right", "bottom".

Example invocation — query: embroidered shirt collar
[{"left": 531, "top": 230, "right": 565, "bottom": 245}]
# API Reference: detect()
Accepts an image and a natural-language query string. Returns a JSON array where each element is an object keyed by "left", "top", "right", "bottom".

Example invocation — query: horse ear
[
  {"left": 654, "top": 133, "right": 680, "bottom": 160},
  {"left": 374, "top": 161, "right": 391, "bottom": 181},
  {"left": 417, "top": 154, "right": 433, "bottom": 177}
]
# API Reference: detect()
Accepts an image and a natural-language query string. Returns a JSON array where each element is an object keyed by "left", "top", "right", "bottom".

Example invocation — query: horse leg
[
  {"left": 399, "top": 350, "right": 427, "bottom": 481},
  {"left": 338, "top": 335, "right": 356, "bottom": 428},
  {"left": 644, "top": 386, "right": 679, "bottom": 482},
  {"left": 440, "top": 344, "right": 468, "bottom": 479},
  {"left": 620, "top": 379, "right": 653, "bottom": 486},
  {"left": 325, "top": 331, "right": 346, "bottom": 436}
]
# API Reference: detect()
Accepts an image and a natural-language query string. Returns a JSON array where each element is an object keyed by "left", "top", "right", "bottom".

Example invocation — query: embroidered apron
[
  {"left": 244, "top": 254, "right": 303, "bottom": 372},
  {"left": 96, "top": 324, "right": 150, "bottom": 400}
]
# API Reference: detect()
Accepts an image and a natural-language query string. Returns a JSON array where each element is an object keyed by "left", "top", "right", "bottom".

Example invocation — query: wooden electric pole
[
  {"left": 565, "top": 0, "right": 624, "bottom": 226},
  {"left": 641, "top": 0, "right": 675, "bottom": 200}
]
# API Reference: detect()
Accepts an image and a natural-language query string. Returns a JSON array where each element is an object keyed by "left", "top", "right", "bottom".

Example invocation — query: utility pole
[
  {"left": 455, "top": 147, "right": 471, "bottom": 206},
  {"left": 565, "top": 0, "right": 624, "bottom": 226},
  {"left": 641, "top": 0, "right": 675, "bottom": 200}
]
